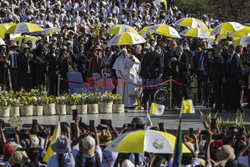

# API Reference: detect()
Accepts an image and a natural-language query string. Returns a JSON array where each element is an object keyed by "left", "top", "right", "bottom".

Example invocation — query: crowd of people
[
  {"left": 0, "top": 117, "right": 249, "bottom": 167},
  {"left": 0, "top": 0, "right": 249, "bottom": 112},
  {"left": 0, "top": 1, "right": 249, "bottom": 166}
]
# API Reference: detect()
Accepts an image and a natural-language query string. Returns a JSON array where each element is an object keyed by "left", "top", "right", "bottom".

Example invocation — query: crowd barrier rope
[
  {"left": 172, "top": 80, "right": 247, "bottom": 89},
  {"left": 61, "top": 77, "right": 170, "bottom": 88},
  {"left": 61, "top": 78, "right": 103, "bottom": 84},
  {"left": 61, "top": 76, "right": 248, "bottom": 110},
  {"left": 127, "top": 80, "right": 169, "bottom": 88}
]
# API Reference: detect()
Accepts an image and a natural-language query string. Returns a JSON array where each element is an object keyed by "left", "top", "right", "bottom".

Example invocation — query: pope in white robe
[{"left": 113, "top": 49, "right": 141, "bottom": 108}]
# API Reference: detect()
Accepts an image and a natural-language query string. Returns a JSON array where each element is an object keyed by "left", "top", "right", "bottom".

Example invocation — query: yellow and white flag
[
  {"left": 181, "top": 99, "right": 195, "bottom": 114},
  {"left": 43, "top": 122, "right": 61, "bottom": 162},
  {"left": 150, "top": 103, "right": 165, "bottom": 116}
]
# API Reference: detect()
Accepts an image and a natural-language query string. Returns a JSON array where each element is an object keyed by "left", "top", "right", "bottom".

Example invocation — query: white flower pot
[
  {"left": 0, "top": 106, "right": 10, "bottom": 117},
  {"left": 112, "top": 104, "right": 125, "bottom": 113},
  {"left": 99, "top": 102, "right": 113, "bottom": 114},
  {"left": 43, "top": 103, "right": 55, "bottom": 115},
  {"left": 11, "top": 107, "right": 20, "bottom": 116},
  {"left": 87, "top": 104, "right": 98, "bottom": 114},
  {"left": 56, "top": 104, "right": 66, "bottom": 115},
  {"left": 21, "top": 105, "right": 33, "bottom": 116},
  {"left": 76, "top": 104, "right": 87, "bottom": 115},
  {"left": 66, "top": 105, "right": 76, "bottom": 115},
  {"left": 33, "top": 105, "right": 43, "bottom": 116}
]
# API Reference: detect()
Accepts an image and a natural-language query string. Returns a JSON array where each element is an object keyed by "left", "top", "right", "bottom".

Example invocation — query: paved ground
[{"left": 2, "top": 106, "right": 249, "bottom": 131}]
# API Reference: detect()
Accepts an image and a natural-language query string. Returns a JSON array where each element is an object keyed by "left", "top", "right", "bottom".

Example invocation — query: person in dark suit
[
  {"left": 0, "top": 45, "right": 10, "bottom": 91},
  {"left": 210, "top": 47, "right": 224, "bottom": 112},
  {"left": 77, "top": 43, "right": 89, "bottom": 81},
  {"left": 170, "top": 46, "right": 190, "bottom": 106},
  {"left": 227, "top": 46, "right": 243, "bottom": 112},
  {"left": 163, "top": 39, "right": 177, "bottom": 79},
  {"left": 132, "top": 45, "right": 142, "bottom": 61},
  {"left": 110, "top": 46, "right": 121, "bottom": 94},
  {"left": 45, "top": 44, "right": 58, "bottom": 95},
  {"left": 139, "top": 46, "right": 163, "bottom": 109},
  {"left": 59, "top": 46, "right": 73, "bottom": 94},
  {"left": 193, "top": 42, "right": 209, "bottom": 106},
  {"left": 33, "top": 45, "right": 46, "bottom": 88},
  {"left": 222, "top": 45, "right": 231, "bottom": 110},
  {"left": 8, "top": 44, "right": 19, "bottom": 91},
  {"left": 242, "top": 44, "right": 250, "bottom": 108},
  {"left": 18, "top": 44, "right": 34, "bottom": 91}
]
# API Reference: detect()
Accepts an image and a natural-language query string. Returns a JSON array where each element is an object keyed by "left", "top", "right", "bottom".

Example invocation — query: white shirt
[
  {"left": 238, "top": 156, "right": 249, "bottom": 167},
  {"left": 101, "top": 150, "right": 118, "bottom": 167},
  {"left": 72, "top": 146, "right": 103, "bottom": 167}
]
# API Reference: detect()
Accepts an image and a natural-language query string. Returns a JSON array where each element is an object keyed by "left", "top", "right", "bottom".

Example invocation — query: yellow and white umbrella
[
  {"left": 108, "top": 32, "right": 146, "bottom": 46},
  {"left": 11, "top": 34, "right": 39, "bottom": 43},
  {"left": 139, "top": 26, "right": 153, "bottom": 38},
  {"left": 0, "top": 23, "right": 16, "bottom": 39},
  {"left": 0, "top": 38, "right": 5, "bottom": 45},
  {"left": 234, "top": 35, "right": 250, "bottom": 47},
  {"left": 211, "top": 22, "right": 244, "bottom": 36},
  {"left": 148, "top": 24, "right": 181, "bottom": 38},
  {"left": 175, "top": 17, "right": 208, "bottom": 30},
  {"left": 180, "top": 28, "right": 210, "bottom": 39},
  {"left": 215, "top": 34, "right": 228, "bottom": 41},
  {"left": 31, "top": 27, "right": 61, "bottom": 36},
  {"left": 44, "top": 27, "right": 61, "bottom": 35},
  {"left": 244, "top": 36, "right": 250, "bottom": 45},
  {"left": 6, "top": 22, "right": 43, "bottom": 34},
  {"left": 230, "top": 26, "right": 250, "bottom": 37},
  {"left": 105, "top": 130, "right": 190, "bottom": 154},
  {"left": 108, "top": 24, "right": 138, "bottom": 35}
]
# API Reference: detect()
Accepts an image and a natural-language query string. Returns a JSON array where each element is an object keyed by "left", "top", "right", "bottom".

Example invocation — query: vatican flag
[
  {"left": 43, "top": 122, "right": 61, "bottom": 162},
  {"left": 181, "top": 99, "right": 195, "bottom": 114},
  {"left": 150, "top": 103, "right": 165, "bottom": 116}
]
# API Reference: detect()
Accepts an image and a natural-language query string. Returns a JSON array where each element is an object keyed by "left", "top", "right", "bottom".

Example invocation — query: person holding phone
[
  {"left": 71, "top": 126, "right": 103, "bottom": 167},
  {"left": 99, "top": 119, "right": 119, "bottom": 167},
  {"left": 47, "top": 135, "right": 75, "bottom": 167}
]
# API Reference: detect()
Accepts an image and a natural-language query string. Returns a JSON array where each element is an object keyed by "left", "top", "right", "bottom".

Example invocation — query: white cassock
[{"left": 113, "top": 55, "right": 141, "bottom": 107}]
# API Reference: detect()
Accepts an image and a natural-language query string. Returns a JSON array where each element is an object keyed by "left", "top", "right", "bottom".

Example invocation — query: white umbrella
[
  {"left": 243, "top": 36, "right": 250, "bottom": 45},
  {"left": 105, "top": 130, "right": 190, "bottom": 154},
  {"left": 108, "top": 32, "right": 146, "bottom": 46},
  {"left": 0, "top": 38, "right": 5, "bottom": 45},
  {"left": 180, "top": 28, "right": 210, "bottom": 38},
  {"left": 147, "top": 24, "right": 181, "bottom": 38},
  {"left": 211, "top": 22, "right": 244, "bottom": 36}
]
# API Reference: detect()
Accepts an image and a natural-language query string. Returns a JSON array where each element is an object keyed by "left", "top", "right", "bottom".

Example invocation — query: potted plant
[
  {"left": 86, "top": 93, "right": 99, "bottom": 114},
  {"left": 33, "top": 96, "right": 44, "bottom": 116},
  {"left": 55, "top": 95, "right": 67, "bottom": 115},
  {"left": 76, "top": 93, "right": 87, "bottom": 115},
  {"left": 10, "top": 97, "right": 20, "bottom": 116},
  {"left": 8, "top": 90, "right": 20, "bottom": 116},
  {"left": 43, "top": 96, "right": 55, "bottom": 115},
  {"left": 20, "top": 96, "right": 33, "bottom": 116},
  {"left": 66, "top": 94, "right": 77, "bottom": 115},
  {"left": 0, "top": 93, "right": 11, "bottom": 117},
  {"left": 112, "top": 94, "right": 124, "bottom": 113},
  {"left": 99, "top": 92, "right": 113, "bottom": 114}
]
